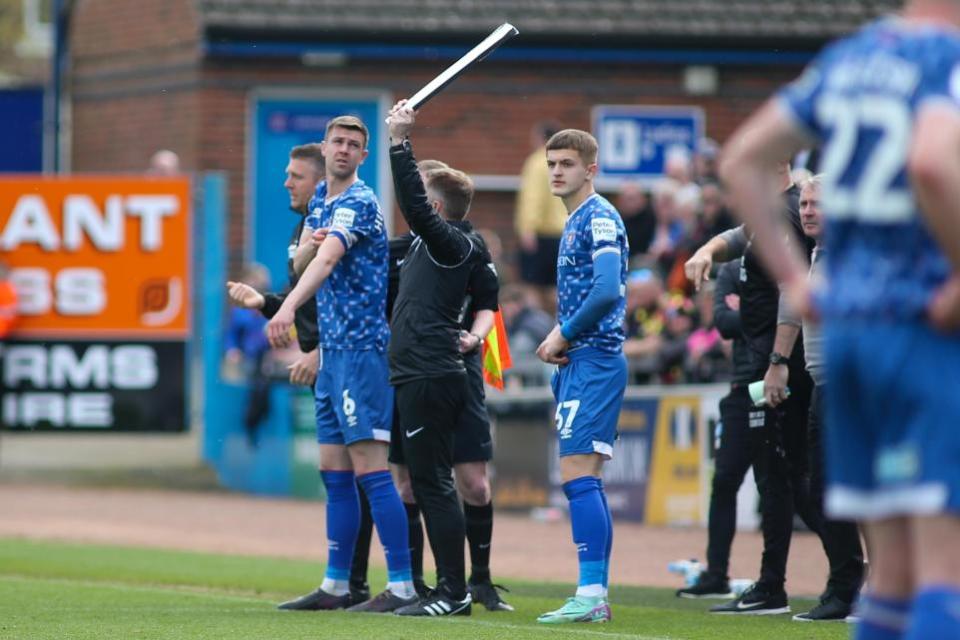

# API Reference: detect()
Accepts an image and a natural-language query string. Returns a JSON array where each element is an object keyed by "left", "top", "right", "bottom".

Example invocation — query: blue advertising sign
[
  {"left": 592, "top": 105, "right": 704, "bottom": 181},
  {"left": 0, "top": 87, "right": 44, "bottom": 172},
  {"left": 248, "top": 92, "right": 391, "bottom": 287}
]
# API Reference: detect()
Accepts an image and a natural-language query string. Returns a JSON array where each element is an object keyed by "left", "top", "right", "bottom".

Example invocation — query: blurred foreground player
[
  {"left": 721, "top": 2, "right": 960, "bottom": 637},
  {"left": 267, "top": 116, "right": 415, "bottom": 613},
  {"left": 535, "top": 129, "right": 628, "bottom": 624}
]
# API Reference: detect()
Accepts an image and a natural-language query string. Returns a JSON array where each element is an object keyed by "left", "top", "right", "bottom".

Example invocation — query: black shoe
[
  {"left": 710, "top": 583, "right": 790, "bottom": 615},
  {"left": 346, "top": 589, "right": 417, "bottom": 613},
  {"left": 349, "top": 581, "right": 371, "bottom": 605},
  {"left": 395, "top": 591, "right": 472, "bottom": 617},
  {"left": 676, "top": 572, "right": 733, "bottom": 599},
  {"left": 468, "top": 579, "right": 514, "bottom": 612},
  {"left": 793, "top": 594, "right": 852, "bottom": 622},
  {"left": 414, "top": 579, "right": 434, "bottom": 599},
  {"left": 277, "top": 587, "right": 351, "bottom": 611}
]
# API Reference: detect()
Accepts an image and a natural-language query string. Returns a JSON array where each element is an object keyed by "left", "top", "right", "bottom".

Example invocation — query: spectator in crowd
[
  {"left": 695, "top": 181, "right": 737, "bottom": 243},
  {"left": 668, "top": 181, "right": 738, "bottom": 297},
  {"left": 623, "top": 269, "right": 666, "bottom": 382},
  {"left": 500, "top": 283, "right": 554, "bottom": 387},
  {"left": 684, "top": 282, "right": 731, "bottom": 383},
  {"left": 616, "top": 181, "right": 656, "bottom": 264},
  {"left": 514, "top": 120, "right": 566, "bottom": 315},
  {"left": 0, "top": 261, "right": 18, "bottom": 345},
  {"left": 644, "top": 178, "right": 683, "bottom": 273},
  {"left": 656, "top": 294, "right": 698, "bottom": 384},
  {"left": 665, "top": 146, "right": 702, "bottom": 217},
  {"left": 224, "top": 263, "right": 273, "bottom": 446},
  {"left": 477, "top": 227, "right": 505, "bottom": 277},
  {"left": 148, "top": 149, "right": 181, "bottom": 176},
  {"left": 694, "top": 138, "right": 720, "bottom": 184}
]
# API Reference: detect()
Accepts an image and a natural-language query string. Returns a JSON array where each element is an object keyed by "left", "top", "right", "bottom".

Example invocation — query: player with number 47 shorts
[{"left": 536, "top": 129, "right": 628, "bottom": 624}]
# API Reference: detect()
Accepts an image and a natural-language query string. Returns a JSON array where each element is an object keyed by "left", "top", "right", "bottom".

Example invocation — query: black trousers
[
  {"left": 807, "top": 385, "right": 865, "bottom": 602},
  {"left": 396, "top": 374, "right": 468, "bottom": 600},
  {"left": 706, "top": 372, "right": 819, "bottom": 589}
]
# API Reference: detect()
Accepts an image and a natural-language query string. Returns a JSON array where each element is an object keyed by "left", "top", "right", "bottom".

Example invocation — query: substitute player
[
  {"left": 266, "top": 116, "right": 416, "bottom": 613},
  {"left": 535, "top": 129, "right": 627, "bottom": 625},
  {"left": 719, "top": 2, "right": 960, "bottom": 637}
]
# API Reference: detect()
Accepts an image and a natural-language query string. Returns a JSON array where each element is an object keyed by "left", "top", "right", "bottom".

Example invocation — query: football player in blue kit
[
  {"left": 267, "top": 115, "right": 416, "bottom": 613},
  {"left": 535, "top": 129, "right": 628, "bottom": 625},
  {"left": 718, "top": 2, "right": 960, "bottom": 638}
]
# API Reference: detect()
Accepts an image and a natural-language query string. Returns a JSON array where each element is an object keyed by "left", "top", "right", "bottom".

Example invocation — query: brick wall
[
  {"left": 68, "top": 10, "right": 802, "bottom": 274},
  {"left": 69, "top": 0, "right": 202, "bottom": 171}
]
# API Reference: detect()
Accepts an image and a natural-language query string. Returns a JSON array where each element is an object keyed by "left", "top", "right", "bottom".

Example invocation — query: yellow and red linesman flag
[{"left": 481, "top": 308, "right": 513, "bottom": 390}]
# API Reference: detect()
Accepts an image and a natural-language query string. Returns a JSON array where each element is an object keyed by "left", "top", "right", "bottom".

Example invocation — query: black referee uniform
[
  {"left": 388, "top": 139, "right": 487, "bottom": 603},
  {"left": 387, "top": 232, "right": 498, "bottom": 467}
]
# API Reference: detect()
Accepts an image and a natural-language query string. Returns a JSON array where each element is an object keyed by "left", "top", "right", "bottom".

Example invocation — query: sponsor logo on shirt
[
  {"left": 591, "top": 218, "right": 617, "bottom": 243},
  {"left": 332, "top": 207, "right": 357, "bottom": 229}
]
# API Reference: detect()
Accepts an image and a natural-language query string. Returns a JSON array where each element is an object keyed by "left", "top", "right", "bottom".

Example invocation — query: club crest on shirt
[{"left": 565, "top": 231, "right": 577, "bottom": 247}]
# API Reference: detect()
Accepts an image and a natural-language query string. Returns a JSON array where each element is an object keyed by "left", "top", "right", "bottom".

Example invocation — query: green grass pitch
[{"left": 0, "top": 538, "right": 849, "bottom": 639}]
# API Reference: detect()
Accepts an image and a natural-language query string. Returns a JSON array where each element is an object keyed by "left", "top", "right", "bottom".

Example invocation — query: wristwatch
[{"left": 769, "top": 351, "right": 789, "bottom": 366}]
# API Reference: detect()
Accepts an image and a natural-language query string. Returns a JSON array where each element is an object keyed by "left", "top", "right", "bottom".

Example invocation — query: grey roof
[{"left": 197, "top": 0, "right": 904, "bottom": 43}]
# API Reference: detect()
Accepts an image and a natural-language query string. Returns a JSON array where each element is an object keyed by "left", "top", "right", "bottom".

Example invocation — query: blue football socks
[
  {"left": 564, "top": 476, "right": 610, "bottom": 598},
  {"left": 855, "top": 593, "right": 911, "bottom": 640},
  {"left": 319, "top": 470, "right": 360, "bottom": 595},
  {"left": 904, "top": 586, "right": 960, "bottom": 640},
  {"left": 598, "top": 479, "right": 613, "bottom": 596},
  {"left": 357, "top": 470, "right": 414, "bottom": 597}
]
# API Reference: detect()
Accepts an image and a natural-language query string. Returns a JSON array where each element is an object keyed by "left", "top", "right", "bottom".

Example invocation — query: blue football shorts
[
  {"left": 550, "top": 346, "right": 628, "bottom": 459},
  {"left": 824, "top": 320, "right": 960, "bottom": 521},
  {"left": 314, "top": 348, "right": 393, "bottom": 446}
]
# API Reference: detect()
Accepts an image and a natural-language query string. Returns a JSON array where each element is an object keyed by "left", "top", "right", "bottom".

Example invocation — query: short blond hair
[
  {"left": 546, "top": 129, "right": 598, "bottom": 165},
  {"left": 325, "top": 115, "right": 369, "bottom": 149},
  {"left": 417, "top": 159, "right": 449, "bottom": 173},
  {"left": 425, "top": 168, "right": 474, "bottom": 220}
]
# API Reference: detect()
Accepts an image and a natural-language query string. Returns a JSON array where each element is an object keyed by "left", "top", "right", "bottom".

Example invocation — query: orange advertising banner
[{"left": 0, "top": 177, "right": 192, "bottom": 338}]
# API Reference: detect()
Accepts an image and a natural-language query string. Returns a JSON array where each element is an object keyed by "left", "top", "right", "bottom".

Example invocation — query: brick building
[{"left": 65, "top": 0, "right": 900, "bottom": 273}]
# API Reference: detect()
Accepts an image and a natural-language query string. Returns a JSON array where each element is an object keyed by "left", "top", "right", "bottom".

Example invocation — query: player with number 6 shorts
[
  {"left": 535, "top": 129, "right": 628, "bottom": 624},
  {"left": 265, "top": 115, "right": 416, "bottom": 614}
]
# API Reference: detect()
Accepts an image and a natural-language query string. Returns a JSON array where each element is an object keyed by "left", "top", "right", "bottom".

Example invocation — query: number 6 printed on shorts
[
  {"left": 342, "top": 389, "right": 358, "bottom": 427},
  {"left": 555, "top": 400, "right": 580, "bottom": 440}
]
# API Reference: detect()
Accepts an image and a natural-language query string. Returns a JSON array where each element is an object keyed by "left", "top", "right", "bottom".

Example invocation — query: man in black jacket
[
  {"left": 677, "top": 260, "right": 752, "bottom": 598},
  {"left": 385, "top": 100, "right": 489, "bottom": 617},
  {"left": 685, "top": 163, "right": 820, "bottom": 615},
  {"left": 226, "top": 143, "right": 324, "bottom": 385}
]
